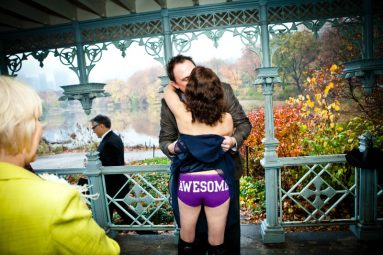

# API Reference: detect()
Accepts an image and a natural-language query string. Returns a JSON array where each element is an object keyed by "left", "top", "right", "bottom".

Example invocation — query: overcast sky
[{"left": 14, "top": 30, "right": 251, "bottom": 92}]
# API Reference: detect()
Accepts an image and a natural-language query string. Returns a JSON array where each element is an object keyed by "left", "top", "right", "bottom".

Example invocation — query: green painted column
[
  {"left": 256, "top": 0, "right": 285, "bottom": 243},
  {"left": 158, "top": 9, "right": 172, "bottom": 93},
  {"left": 341, "top": 0, "right": 382, "bottom": 95},
  {"left": 160, "top": 10, "right": 177, "bottom": 240},
  {"left": 73, "top": 22, "right": 88, "bottom": 84},
  {"left": 362, "top": 0, "right": 373, "bottom": 60},
  {"left": 84, "top": 151, "right": 109, "bottom": 230},
  {"left": 161, "top": 8, "right": 173, "bottom": 66},
  {"left": 350, "top": 131, "right": 383, "bottom": 240}
]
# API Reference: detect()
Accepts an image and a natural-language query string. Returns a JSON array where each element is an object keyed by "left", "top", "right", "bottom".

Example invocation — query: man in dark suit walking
[
  {"left": 159, "top": 55, "right": 252, "bottom": 255},
  {"left": 90, "top": 114, "right": 130, "bottom": 224},
  {"left": 91, "top": 115, "right": 125, "bottom": 166}
]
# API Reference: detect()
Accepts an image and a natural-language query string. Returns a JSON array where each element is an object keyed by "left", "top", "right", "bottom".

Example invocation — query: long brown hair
[{"left": 185, "top": 66, "right": 225, "bottom": 126}]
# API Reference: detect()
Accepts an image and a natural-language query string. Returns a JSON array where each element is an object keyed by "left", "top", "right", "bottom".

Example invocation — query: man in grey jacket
[{"left": 159, "top": 55, "right": 251, "bottom": 255}]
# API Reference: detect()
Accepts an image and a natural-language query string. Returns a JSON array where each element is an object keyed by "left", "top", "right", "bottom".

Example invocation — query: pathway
[{"left": 31, "top": 149, "right": 165, "bottom": 169}]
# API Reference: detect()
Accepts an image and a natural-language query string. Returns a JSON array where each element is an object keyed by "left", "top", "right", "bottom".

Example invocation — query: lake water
[
  {"left": 41, "top": 99, "right": 264, "bottom": 149},
  {"left": 41, "top": 100, "right": 162, "bottom": 148}
]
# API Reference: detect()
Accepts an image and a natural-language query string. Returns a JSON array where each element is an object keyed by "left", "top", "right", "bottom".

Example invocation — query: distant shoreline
[
  {"left": 38, "top": 145, "right": 161, "bottom": 157},
  {"left": 33, "top": 148, "right": 165, "bottom": 169}
]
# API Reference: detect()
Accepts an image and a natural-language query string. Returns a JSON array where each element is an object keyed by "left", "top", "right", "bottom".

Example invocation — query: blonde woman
[{"left": 0, "top": 76, "right": 120, "bottom": 255}]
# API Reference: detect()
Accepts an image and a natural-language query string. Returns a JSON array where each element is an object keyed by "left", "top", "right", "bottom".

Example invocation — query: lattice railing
[
  {"left": 35, "top": 163, "right": 175, "bottom": 232},
  {"left": 277, "top": 154, "right": 383, "bottom": 228},
  {"left": 280, "top": 161, "right": 357, "bottom": 227},
  {"left": 102, "top": 165, "right": 174, "bottom": 231},
  {"left": 34, "top": 154, "right": 383, "bottom": 234}
]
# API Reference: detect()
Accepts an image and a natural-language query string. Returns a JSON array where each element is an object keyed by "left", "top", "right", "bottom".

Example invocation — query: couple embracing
[{"left": 159, "top": 55, "right": 252, "bottom": 255}]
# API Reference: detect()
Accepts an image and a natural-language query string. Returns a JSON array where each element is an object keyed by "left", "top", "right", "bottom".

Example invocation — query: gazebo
[{"left": 0, "top": 0, "right": 382, "bottom": 245}]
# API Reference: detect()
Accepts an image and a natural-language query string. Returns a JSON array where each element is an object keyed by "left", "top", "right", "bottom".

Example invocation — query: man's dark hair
[
  {"left": 91, "top": 114, "right": 111, "bottom": 128},
  {"left": 166, "top": 55, "right": 196, "bottom": 82}
]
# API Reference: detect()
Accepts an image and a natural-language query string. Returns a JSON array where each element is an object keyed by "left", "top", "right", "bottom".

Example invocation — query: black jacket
[
  {"left": 98, "top": 131, "right": 125, "bottom": 166},
  {"left": 98, "top": 130, "right": 125, "bottom": 197}
]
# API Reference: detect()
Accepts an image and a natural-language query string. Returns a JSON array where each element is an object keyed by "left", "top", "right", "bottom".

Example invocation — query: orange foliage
[
  {"left": 241, "top": 105, "right": 305, "bottom": 177},
  {"left": 274, "top": 105, "right": 305, "bottom": 157}
]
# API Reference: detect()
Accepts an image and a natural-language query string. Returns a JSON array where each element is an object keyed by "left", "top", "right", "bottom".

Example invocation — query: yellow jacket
[{"left": 0, "top": 162, "right": 120, "bottom": 255}]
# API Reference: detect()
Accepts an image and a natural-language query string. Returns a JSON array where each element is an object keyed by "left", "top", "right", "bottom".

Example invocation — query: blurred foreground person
[{"left": 0, "top": 76, "right": 120, "bottom": 255}]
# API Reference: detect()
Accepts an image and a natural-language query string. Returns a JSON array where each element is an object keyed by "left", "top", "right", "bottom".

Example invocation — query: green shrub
[{"left": 240, "top": 176, "right": 265, "bottom": 214}]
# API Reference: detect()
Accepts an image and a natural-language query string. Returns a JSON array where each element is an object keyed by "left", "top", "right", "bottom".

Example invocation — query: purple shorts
[{"left": 177, "top": 172, "right": 230, "bottom": 208}]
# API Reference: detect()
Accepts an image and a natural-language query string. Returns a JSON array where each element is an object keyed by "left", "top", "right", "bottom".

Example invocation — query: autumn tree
[
  {"left": 271, "top": 31, "right": 320, "bottom": 93},
  {"left": 314, "top": 24, "right": 383, "bottom": 128},
  {"left": 241, "top": 105, "right": 306, "bottom": 177},
  {"left": 236, "top": 46, "right": 262, "bottom": 86},
  {"left": 316, "top": 26, "right": 361, "bottom": 66},
  {"left": 103, "top": 66, "right": 163, "bottom": 110}
]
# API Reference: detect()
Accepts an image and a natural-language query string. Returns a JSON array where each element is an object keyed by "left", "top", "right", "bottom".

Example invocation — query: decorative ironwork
[
  {"left": 267, "top": 0, "right": 361, "bottom": 24},
  {"left": 59, "top": 83, "right": 110, "bottom": 115},
  {"left": 6, "top": 53, "right": 27, "bottom": 75},
  {"left": 31, "top": 50, "right": 50, "bottom": 68},
  {"left": 54, "top": 47, "right": 79, "bottom": 78},
  {"left": 172, "top": 26, "right": 261, "bottom": 56},
  {"left": 200, "top": 30, "right": 226, "bottom": 48},
  {"left": 280, "top": 162, "right": 356, "bottom": 224},
  {"left": 170, "top": 9, "right": 259, "bottom": 32},
  {"left": 142, "top": 37, "right": 165, "bottom": 65},
  {"left": 34, "top": 163, "right": 175, "bottom": 231},
  {"left": 172, "top": 33, "right": 197, "bottom": 54},
  {"left": 108, "top": 173, "right": 171, "bottom": 226},
  {"left": 254, "top": 67, "right": 281, "bottom": 87},
  {"left": 101, "top": 166, "right": 173, "bottom": 230},
  {"left": 234, "top": 26, "right": 261, "bottom": 49},
  {"left": 81, "top": 20, "right": 163, "bottom": 45},
  {"left": 5, "top": 36, "right": 165, "bottom": 101},
  {"left": 84, "top": 43, "right": 107, "bottom": 78},
  {"left": 6, "top": 48, "right": 76, "bottom": 77},
  {"left": 1, "top": 31, "right": 75, "bottom": 55},
  {"left": 269, "top": 17, "right": 361, "bottom": 40},
  {"left": 0, "top": 0, "right": 366, "bottom": 56},
  {"left": 268, "top": 17, "right": 364, "bottom": 62},
  {"left": 332, "top": 17, "right": 363, "bottom": 57},
  {"left": 81, "top": 36, "right": 165, "bottom": 72},
  {"left": 341, "top": 59, "right": 383, "bottom": 95},
  {"left": 300, "top": 175, "right": 337, "bottom": 212},
  {"left": 111, "top": 40, "right": 136, "bottom": 58}
]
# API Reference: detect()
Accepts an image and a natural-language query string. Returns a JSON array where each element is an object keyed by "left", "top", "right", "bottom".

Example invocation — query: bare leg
[
  {"left": 178, "top": 198, "right": 202, "bottom": 243},
  {"left": 204, "top": 198, "right": 230, "bottom": 245}
]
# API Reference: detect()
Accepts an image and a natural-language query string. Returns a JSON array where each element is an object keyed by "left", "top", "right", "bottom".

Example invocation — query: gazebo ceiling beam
[
  {"left": 0, "top": 0, "right": 50, "bottom": 25},
  {"left": 0, "top": 12, "right": 25, "bottom": 29},
  {"left": 115, "top": 0, "right": 136, "bottom": 13},
  {"left": 76, "top": 0, "right": 107, "bottom": 17},
  {"left": 31, "top": 0, "right": 77, "bottom": 21},
  {"left": 154, "top": 0, "right": 167, "bottom": 9}
]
